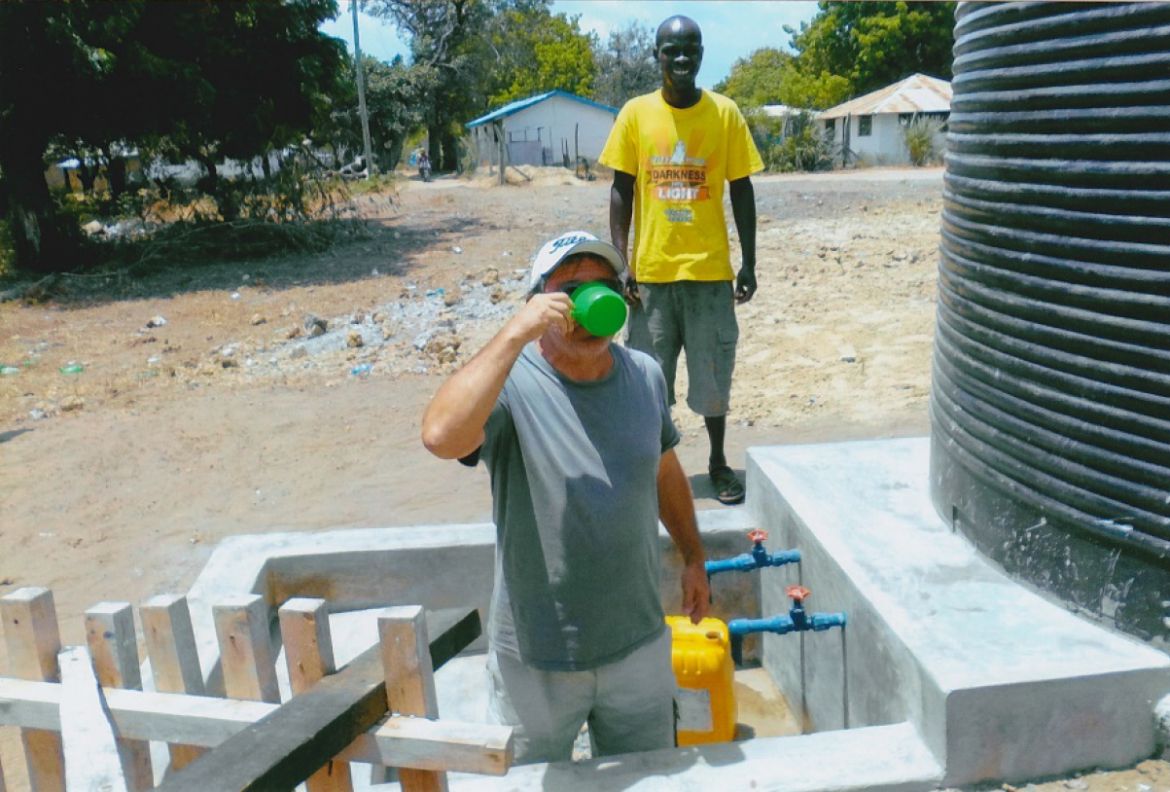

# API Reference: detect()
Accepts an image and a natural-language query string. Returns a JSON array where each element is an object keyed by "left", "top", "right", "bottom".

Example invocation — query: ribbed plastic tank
[{"left": 931, "top": 2, "right": 1170, "bottom": 644}]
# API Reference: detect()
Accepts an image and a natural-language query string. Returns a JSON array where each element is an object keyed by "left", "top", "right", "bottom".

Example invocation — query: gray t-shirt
[{"left": 475, "top": 343, "right": 680, "bottom": 671}]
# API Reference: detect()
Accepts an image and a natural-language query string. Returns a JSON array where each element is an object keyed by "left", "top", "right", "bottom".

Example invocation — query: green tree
[
  {"left": 787, "top": 2, "right": 956, "bottom": 97},
  {"left": 367, "top": 0, "right": 491, "bottom": 171},
  {"left": 716, "top": 47, "right": 850, "bottom": 111},
  {"left": 484, "top": 10, "right": 595, "bottom": 105},
  {"left": 592, "top": 22, "right": 658, "bottom": 108},
  {"left": 0, "top": 0, "right": 346, "bottom": 272},
  {"left": 716, "top": 48, "right": 791, "bottom": 108},
  {"left": 314, "top": 55, "right": 432, "bottom": 171}
]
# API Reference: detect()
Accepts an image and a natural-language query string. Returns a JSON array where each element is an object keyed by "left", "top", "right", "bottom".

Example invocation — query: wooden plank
[
  {"left": 140, "top": 594, "right": 207, "bottom": 771},
  {"left": 0, "top": 677, "right": 511, "bottom": 774},
  {"left": 213, "top": 595, "right": 279, "bottom": 704},
  {"left": 336, "top": 716, "right": 511, "bottom": 775},
  {"left": 58, "top": 646, "right": 129, "bottom": 792},
  {"left": 279, "top": 598, "right": 352, "bottom": 792},
  {"left": 1, "top": 587, "right": 65, "bottom": 791},
  {"left": 0, "top": 677, "right": 271, "bottom": 741},
  {"left": 379, "top": 606, "right": 446, "bottom": 792},
  {"left": 153, "top": 608, "right": 481, "bottom": 792},
  {"left": 85, "top": 602, "right": 153, "bottom": 791}
]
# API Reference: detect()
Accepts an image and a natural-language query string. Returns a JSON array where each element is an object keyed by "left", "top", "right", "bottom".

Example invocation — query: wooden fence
[{"left": 0, "top": 587, "right": 512, "bottom": 791}]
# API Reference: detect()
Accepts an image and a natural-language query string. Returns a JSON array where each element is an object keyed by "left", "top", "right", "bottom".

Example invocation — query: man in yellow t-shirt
[{"left": 600, "top": 14, "right": 763, "bottom": 505}]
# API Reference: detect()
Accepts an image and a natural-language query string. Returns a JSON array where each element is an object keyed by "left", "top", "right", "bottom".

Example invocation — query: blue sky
[{"left": 320, "top": 1, "right": 819, "bottom": 90}]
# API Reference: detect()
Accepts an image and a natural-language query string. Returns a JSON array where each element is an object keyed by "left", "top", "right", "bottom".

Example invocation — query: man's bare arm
[
  {"left": 658, "top": 448, "right": 709, "bottom": 623},
  {"left": 729, "top": 176, "right": 757, "bottom": 304},
  {"left": 421, "top": 293, "right": 573, "bottom": 459},
  {"left": 609, "top": 170, "right": 639, "bottom": 303}
]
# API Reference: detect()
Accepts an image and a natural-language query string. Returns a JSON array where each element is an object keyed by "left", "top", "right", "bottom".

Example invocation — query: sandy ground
[{"left": 0, "top": 166, "right": 1166, "bottom": 791}]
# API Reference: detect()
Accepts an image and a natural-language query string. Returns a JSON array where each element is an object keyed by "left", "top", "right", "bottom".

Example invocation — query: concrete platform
[
  {"left": 748, "top": 437, "right": 1170, "bottom": 787},
  {"left": 153, "top": 436, "right": 1170, "bottom": 790}
]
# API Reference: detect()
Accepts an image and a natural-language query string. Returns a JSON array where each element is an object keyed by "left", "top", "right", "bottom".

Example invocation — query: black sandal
[{"left": 709, "top": 465, "right": 745, "bottom": 505}]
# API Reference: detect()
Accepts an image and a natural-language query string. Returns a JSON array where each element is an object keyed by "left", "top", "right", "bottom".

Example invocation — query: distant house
[
  {"left": 818, "top": 73, "right": 952, "bottom": 166},
  {"left": 466, "top": 90, "right": 618, "bottom": 170}
]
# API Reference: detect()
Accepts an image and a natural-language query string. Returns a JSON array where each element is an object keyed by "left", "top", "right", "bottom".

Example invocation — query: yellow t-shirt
[{"left": 599, "top": 89, "right": 764, "bottom": 283}]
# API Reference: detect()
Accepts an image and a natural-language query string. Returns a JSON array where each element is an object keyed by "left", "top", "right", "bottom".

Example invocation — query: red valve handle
[
  {"left": 748, "top": 529, "right": 768, "bottom": 544},
  {"left": 786, "top": 584, "right": 811, "bottom": 603}
]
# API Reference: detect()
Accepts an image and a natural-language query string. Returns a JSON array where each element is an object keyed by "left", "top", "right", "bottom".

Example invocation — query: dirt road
[{"left": 1, "top": 167, "right": 1165, "bottom": 791}]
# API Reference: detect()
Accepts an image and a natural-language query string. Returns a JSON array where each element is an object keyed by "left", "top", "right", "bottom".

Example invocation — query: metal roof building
[
  {"left": 818, "top": 74, "right": 952, "bottom": 166},
  {"left": 466, "top": 90, "right": 618, "bottom": 172}
]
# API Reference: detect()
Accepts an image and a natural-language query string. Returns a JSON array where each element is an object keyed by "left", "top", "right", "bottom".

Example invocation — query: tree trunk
[
  {"left": 260, "top": 151, "right": 272, "bottom": 179},
  {"left": 386, "top": 136, "right": 404, "bottom": 174},
  {"left": 0, "top": 137, "right": 66, "bottom": 273},
  {"left": 427, "top": 125, "right": 442, "bottom": 172},
  {"left": 441, "top": 134, "right": 458, "bottom": 174},
  {"left": 107, "top": 156, "right": 127, "bottom": 199},
  {"left": 76, "top": 160, "right": 97, "bottom": 193},
  {"left": 197, "top": 152, "right": 219, "bottom": 195}
]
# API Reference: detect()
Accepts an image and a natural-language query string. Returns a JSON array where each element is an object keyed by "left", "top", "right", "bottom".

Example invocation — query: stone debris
[
  {"left": 145, "top": 315, "right": 168, "bottom": 328},
  {"left": 161, "top": 264, "right": 525, "bottom": 386},
  {"left": 304, "top": 314, "right": 328, "bottom": 337},
  {"left": 250, "top": 314, "right": 267, "bottom": 326},
  {"left": 60, "top": 395, "right": 85, "bottom": 412}
]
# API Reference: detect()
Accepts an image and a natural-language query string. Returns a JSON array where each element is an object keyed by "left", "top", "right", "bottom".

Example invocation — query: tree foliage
[
  {"left": 788, "top": 1, "right": 956, "bottom": 97},
  {"left": 718, "top": 2, "right": 954, "bottom": 115},
  {"left": 716, "top": 47, "right": 851, "bottom": 111},
  {"left": 592, "top": 22, "right": 658, "bottom": 108},
  {"left": 316, "top": 55, "right": 433, "bottom": 172},
  {"left": 366, "top": 0, "right": 490, "bottom": 171},
  {"left": 482, "top": 6, "right": 596, "bottom": 105},
  {"left": 368, "top": 0, "right": 597, "bottom": 169},
  {"left": 0, "top": 0, "right": 346, "bottom": 272}
]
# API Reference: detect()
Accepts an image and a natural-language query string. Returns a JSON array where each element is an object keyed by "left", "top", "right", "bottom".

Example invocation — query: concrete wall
[
  {"left": 748, "top": 437, "right": 1170, "bottom": 787},
  {"left": 178, "top": 510, "right": 766, "bottom": 698}
]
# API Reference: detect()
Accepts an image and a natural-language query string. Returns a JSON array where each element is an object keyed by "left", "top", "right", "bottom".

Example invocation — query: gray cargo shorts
[
  {"left": 486, "top": 627, "right": 676, "bottom": 764},
  {"left": 627, "top": 280, "right": 739, "bottom": 417}
]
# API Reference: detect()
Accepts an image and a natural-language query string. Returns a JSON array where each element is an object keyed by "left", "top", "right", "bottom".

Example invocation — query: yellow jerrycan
[{"left": 666, "top": 615, "right": 737, "bottom": 745}]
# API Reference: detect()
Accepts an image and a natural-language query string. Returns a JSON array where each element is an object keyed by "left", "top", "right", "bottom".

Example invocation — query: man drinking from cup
[{"left": 421, "top": 230, "right": 709, "bottom": 763}]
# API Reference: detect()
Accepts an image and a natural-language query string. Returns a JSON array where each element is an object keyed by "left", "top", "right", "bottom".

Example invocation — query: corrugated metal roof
[
  {"left": 818, "top": 73, "right": 951, "bottom": 120},
  {"left": 760, "top": 104, "right": 798, "bottom": 118},
  {"left": 466, "top": 90, "right": 619, "bottom": 128}
]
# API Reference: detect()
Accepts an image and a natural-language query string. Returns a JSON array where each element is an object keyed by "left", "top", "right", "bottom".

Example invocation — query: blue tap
[
  {"left": 705, "top": 529, "right": 800, "bottom": 578},
  {"left": 727, "top": 585, "right": 846, "bottom": 665}
]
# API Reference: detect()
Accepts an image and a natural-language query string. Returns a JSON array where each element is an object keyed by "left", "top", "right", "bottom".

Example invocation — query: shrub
[
  {"left": 903, "top": 116, "right": 943, "bottom": 166},
  {"left": 749, "top": 110, "right": 832, "bottom": 173}
]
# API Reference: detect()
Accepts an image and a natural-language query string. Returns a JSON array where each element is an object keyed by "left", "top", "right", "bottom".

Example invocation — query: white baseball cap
[{"left": 528, "top": 231, "right": 627, "bottom": 290}]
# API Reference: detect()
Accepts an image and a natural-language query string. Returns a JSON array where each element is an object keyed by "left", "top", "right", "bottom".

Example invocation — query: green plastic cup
[{"left": 571, "top": 282, "right": 627, "bottom": 337}]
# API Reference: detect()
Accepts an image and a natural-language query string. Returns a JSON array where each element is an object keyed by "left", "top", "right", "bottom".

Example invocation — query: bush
[
  {"left": 749, "top": 110, "right": 833, "bottom": 173},
  {"left": 903, "top": 116, "right": 943, "bottom": 166}
]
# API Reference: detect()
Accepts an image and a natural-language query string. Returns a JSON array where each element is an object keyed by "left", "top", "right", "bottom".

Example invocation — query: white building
[
  {"left": 818, "top": 73, "right": 952, "bottom": 166},
  {"left": 466, "top": 90, "right": 618, "bottom": 170}
]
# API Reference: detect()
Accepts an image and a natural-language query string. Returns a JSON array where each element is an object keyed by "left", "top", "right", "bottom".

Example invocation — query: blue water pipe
[
  {"left": 704, "top": 529, "right": 800, "bottom": 579},
  {"left": 728, "top": 585, "right": 847, "bottom": 665}
]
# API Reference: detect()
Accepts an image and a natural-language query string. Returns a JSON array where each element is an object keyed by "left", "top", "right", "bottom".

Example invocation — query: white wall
[{"left": 820, "top": 113, "right": 947, "bottom": 167}]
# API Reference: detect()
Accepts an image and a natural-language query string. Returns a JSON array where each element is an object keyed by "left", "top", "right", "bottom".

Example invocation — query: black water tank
[{"left": 931, "top": 2, "right": 1170, "bottom": 645}]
